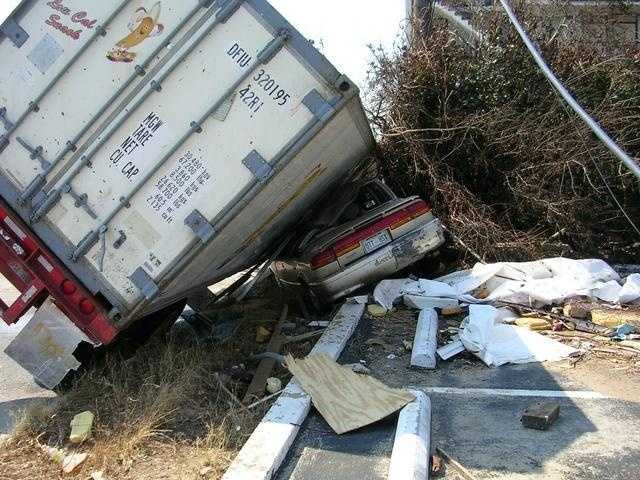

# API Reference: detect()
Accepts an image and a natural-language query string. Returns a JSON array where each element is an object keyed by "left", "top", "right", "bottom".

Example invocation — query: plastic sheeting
[
  {"left": 459, "top": 305, "right": 578, "bottom": 367},
  {"left": 374, "top": 258, "right": 638, "bottom": 310}
]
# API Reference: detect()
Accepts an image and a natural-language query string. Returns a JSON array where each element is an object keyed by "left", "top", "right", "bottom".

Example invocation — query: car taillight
[
  {"left": 406, "top": 200, "right": 430, "bottom": 218},
  {"left": 389, "top": 209, "right": 412, "bottom": 230},
  {"left": 310, "top": 250, "right": 337, "bottom": 270},
  {"left": 334, "top": 237, "right": 361, "bottom": 257}
]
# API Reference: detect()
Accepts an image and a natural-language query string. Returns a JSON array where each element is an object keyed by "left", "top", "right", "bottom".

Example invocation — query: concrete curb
[
  {"left": 222, "top": 301, "right": 365, "bottom": 480},
  {"left": 411, "top": 309, "right": 438, "bottom": 369},
  {"left": 388, "top": 389, "right": 432, "bottom": 480}
]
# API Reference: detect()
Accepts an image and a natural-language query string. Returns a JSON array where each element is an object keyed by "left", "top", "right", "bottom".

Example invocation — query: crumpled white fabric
[
  {"left": 459, "top": 305, "right": 578, "bottom": 367},
  {"left": 374, "top": 258, "right": 637, "bottom": 310},
  {"left": 618, "top": 274, "right": 640, "bottom": 305}
]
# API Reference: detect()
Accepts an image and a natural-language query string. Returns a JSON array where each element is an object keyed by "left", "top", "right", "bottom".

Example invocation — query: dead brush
[
  {"left": 367, "top": 0, "right": 640, "bottom": 265},
  {"left": 3, "top": 326, "right": 261, "bottom": 478}
]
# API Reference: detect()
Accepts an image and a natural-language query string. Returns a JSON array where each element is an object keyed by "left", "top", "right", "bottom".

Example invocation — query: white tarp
[
  {"left": 459, "top": 305, "right": 578, "bottom": 367},
  {"left": 374, "top": 258, "right": 637, "bottom": 310}
]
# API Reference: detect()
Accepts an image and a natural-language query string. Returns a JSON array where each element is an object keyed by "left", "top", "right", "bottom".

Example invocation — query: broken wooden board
[
  {"left": 286, "top": 353, "right": 414, "bottom": 435},
  {"left": 243, "top": 305, "right": 289, "bottom": 403}
]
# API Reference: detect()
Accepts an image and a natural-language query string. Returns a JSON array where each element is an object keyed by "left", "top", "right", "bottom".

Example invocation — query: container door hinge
[
  {"left": 16, "top": 137, "right": 51, "bottom": 170},
  {"left": 70, "top": 229, "right": 100, "bottom": 262},
  {"left": 258, "top": 30, "right": 289, "bottom": 64},
  {"left": 18, "top": 174, "right": 46, "bottom": 206},
  {"left": 1, "top": 17, "right": 29, "bottom": 48},
  {"left": 185, "top": 209, "right": 216, "bottom": 243},
  {"left": 242, "top": 150, "right": 273, "bottom": 184},
  {"left": 61, "top": 184, "right": 98, "bottom": 219},
  {"left": 303, "top": 90, "right": 335, "bottom": 121},
  {"left": 130, "top": 267, "right": 159, "bottom": 301}
]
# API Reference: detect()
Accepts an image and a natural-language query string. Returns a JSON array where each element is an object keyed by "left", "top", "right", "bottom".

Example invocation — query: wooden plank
[
  {"left": 286, "top": 353, "right": 415, "bottom": 435},
  {"left": 222, "top": 302, "right": 365, "bottom": 480},
  {"left": 388, "top": 389, "right": 432, "bottom": 480},
  {"left": 243, "top": 305, "right": 289, "bottom": 404}
]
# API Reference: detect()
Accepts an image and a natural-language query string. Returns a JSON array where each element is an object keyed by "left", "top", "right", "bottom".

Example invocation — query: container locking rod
[{"left": 69, "top": 31, "right": 289, "bottom": 262}]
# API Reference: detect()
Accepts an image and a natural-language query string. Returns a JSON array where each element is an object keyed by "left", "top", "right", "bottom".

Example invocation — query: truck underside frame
[{"left": 0, "top": 197, "right": 116, "bottom": 345}]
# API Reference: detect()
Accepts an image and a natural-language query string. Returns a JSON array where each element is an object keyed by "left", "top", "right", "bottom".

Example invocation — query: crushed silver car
[{"left": 271, "top": 180, "right": 445, "bottom": 305}]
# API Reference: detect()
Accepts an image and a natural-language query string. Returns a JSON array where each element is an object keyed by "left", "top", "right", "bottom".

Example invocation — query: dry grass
[
  {"left": 1, "top": 324, "right": 266, "bottom": 480},
  {"left": 368, "top": 0, "right": 640, "bottom": 266}
]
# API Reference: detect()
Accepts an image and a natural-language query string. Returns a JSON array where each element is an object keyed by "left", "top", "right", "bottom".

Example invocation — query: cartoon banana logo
[{"left": 107, "top": 2, "right": 164, "bottom": 63}]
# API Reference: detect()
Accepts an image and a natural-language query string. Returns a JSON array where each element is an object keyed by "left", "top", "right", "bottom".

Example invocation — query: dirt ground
[{"left": 0, "top": 286, "right": 319, "bottom": 480}]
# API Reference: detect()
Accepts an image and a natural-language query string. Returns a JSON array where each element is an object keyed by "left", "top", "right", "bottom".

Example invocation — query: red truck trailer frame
[{"left": 0, "top": 197, "right": 117, "bottom": 345}]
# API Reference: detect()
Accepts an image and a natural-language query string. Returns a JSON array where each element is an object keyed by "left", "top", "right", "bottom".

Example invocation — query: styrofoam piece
[
  {"left": 619, "top": 274, "right": 640, "bottom": 304},
  {"left": 404, "top": 295, "right": 459, "bottom": 310},
  {"left": 388, "top": 389, "right": 432, "bottom": 480},
  {"left": 222, "top": 302, "right": 365, "bottom": 480},
  {"left": 411, "top": 309, "right": 438, "bottom": 370},
  {"left": 437, "top": 339, "right": 465, "bottom": 360}
]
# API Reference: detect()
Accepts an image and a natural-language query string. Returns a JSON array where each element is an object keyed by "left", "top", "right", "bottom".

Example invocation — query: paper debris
[
  {"left": 69, "top": 411, "right": 94, "bottom": 444},
  {"left": 266, "top": 377, "right": 282, "bottom": 394},
  {"left": 62, "top": 452, "right": 88, "bottom": 474}
]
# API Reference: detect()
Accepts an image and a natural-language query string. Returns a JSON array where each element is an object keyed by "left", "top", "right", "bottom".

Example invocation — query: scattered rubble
[
  {"left": 374, "top": 258, "right": 640, "bottom": 367},
  {"left": 255, "top": 326, "right": 272, "bottom": 344},
  {"left": 265, "top": 377, "right": 282, "bottom": 394},
  {"left": 343, "top": 363, "right": 371, "bottom": 375},
  {"left": 437, "top": 340, "right": 465, "bottom": 361},
  {"left": 367, "top": 304, "right": 389, "bottom": 317}
]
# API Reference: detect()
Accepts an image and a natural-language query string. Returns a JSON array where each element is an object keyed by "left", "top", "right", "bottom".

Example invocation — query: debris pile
[{"left": 374, "top": 258, "right": 640, "bottom": 367}]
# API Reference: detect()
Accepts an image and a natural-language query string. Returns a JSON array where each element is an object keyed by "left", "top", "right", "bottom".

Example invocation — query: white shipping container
[{"left": 0, "top": 0, "right": 374, "bottom": 330}]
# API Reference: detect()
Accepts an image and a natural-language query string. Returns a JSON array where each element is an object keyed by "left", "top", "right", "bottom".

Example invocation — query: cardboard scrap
[{"left": 286, "top": 353, "right": 414, "bottom": 434}]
